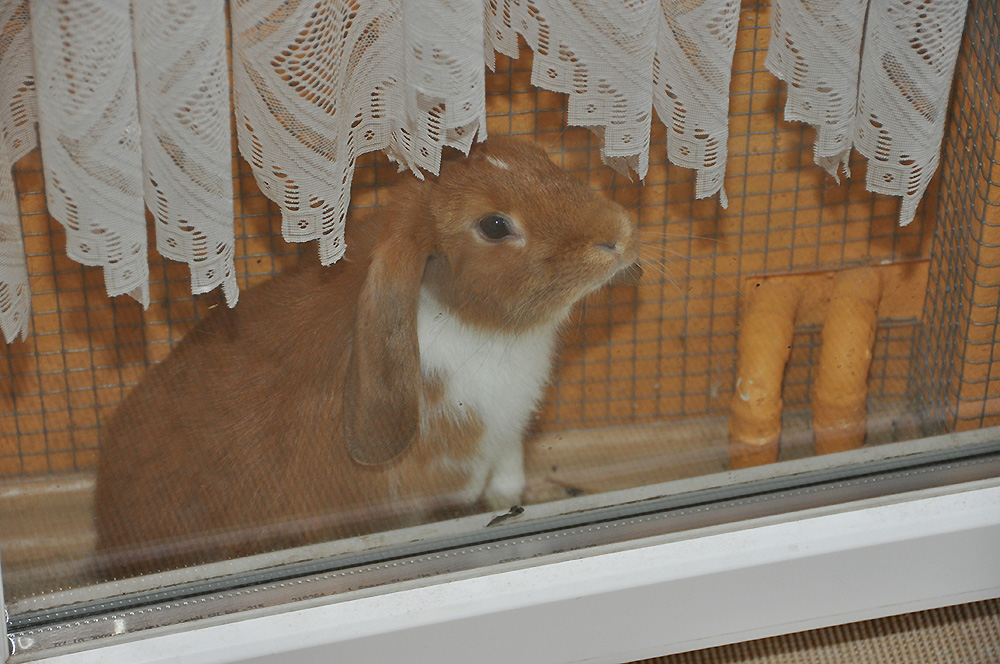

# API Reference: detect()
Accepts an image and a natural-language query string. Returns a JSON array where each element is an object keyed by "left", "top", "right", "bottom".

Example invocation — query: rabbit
[{"left": 93, "top": 135, "right": 640, "bottom": 578}]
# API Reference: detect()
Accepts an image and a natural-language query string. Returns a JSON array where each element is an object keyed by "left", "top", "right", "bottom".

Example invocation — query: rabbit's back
[{"left": 93, "top": 262, "right": 364, "bottom": 573}]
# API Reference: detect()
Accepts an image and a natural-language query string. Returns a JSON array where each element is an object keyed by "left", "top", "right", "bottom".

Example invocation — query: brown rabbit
[{"left": 93, "top": 136, "right": 640, "bottom": 577}]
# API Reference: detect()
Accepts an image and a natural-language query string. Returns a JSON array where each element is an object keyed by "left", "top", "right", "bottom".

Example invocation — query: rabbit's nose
[{"left": 595, "top": 241, "right": 619, "bottom": 253}]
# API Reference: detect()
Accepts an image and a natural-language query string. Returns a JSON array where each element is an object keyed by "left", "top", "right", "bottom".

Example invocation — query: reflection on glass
[{"left": 1, "top": 2, "right": 997, "bottom": 638}]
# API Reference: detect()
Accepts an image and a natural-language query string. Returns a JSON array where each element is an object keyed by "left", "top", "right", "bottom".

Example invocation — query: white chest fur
[{"left": 416, "top": 288, "right": 561, "bottom": 508}]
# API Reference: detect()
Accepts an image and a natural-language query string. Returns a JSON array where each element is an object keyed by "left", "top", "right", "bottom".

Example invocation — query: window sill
[{"left": 13, "top": 476, "right": 1000, "bottom": 664}]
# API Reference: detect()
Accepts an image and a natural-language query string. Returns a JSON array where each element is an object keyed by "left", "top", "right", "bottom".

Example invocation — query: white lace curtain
[
  {"left": 766, "top": 0, "right": 969, "bottom": 225},
  {"left": 0, "top": 0, "right": 969, "bottom": 343}
]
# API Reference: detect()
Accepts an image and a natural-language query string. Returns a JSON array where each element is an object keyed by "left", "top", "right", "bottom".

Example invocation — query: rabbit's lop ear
[{"left": 343, "top": 234, "right": 430, "bottom": 465}]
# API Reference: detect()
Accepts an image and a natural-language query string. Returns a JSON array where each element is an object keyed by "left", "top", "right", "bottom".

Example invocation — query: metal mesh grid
[
  {"left": 532, "top": 3, "right": 931, "bottom": 433},
  {"left": 913, "top": 0, "right": 1000, "bottom": 434},
  {"left": 0, "top": 1, "right": 953, "bottom": 477}
]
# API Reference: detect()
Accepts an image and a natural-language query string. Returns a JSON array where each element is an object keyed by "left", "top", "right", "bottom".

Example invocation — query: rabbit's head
[{"left": 344, "top": 136, "right": 640, "bottom": 465}]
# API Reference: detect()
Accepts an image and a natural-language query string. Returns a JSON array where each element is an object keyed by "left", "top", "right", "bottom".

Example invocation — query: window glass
[{"left": 2, "top": 1, "right": 998, "bottom": 656}]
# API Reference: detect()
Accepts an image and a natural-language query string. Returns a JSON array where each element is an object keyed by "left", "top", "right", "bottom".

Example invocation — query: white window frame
[{"left": 8, "top": 476, "right": 999, "bottom": 664}]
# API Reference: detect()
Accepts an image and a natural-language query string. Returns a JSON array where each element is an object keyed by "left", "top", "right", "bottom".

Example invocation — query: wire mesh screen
[
  {"left": 532, "top": 1, "right": 932, "bottom": 435},
  {"left": 0, "top": 0, "right": 960, "bottom": 479},
  {"left": 914, "top": 0, "right": 1000, "bottom": 434}
]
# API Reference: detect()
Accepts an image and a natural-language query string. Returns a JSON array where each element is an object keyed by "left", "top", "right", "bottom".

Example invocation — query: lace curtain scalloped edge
[
  {"left": 765, "top": 0, "right": 970, "bottom": 226},
  {"left": 0, "top": 0, "right": 974, "bottom": 343},
  {"left": 0, "top": 0, "right": 37, "bottom": 343}
]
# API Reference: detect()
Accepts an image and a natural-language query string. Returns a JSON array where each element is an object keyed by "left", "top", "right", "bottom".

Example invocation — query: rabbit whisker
[
  {"left": 638, "top": 229, "right": 722, "bottom": 243},
  {"left": 636, "top": 257, "right": 670, "bottom": 279}
]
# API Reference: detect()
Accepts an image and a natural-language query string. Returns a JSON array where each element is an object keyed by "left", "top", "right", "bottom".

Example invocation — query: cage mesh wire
[
  {"left": 0, "top": 0, "right": 967, "bottom": 478},
  {"left": 913, "top": 0, "right": 1000, "bottom": 435}
]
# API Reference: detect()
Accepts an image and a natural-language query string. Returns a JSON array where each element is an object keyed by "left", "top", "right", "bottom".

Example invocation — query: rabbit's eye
[{"left": 476, "top": 213, "right": 514, "bottom": 242}]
